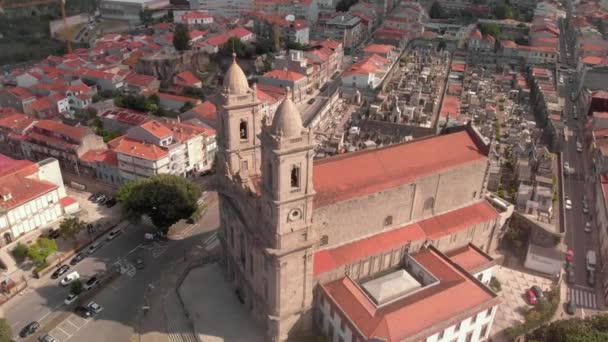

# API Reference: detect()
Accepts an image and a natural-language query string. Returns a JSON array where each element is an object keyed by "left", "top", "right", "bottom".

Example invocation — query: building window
[
  {"left": 424, "top": 197, "right": 435, "bottom": 210},
  {"left": 291, "top": 165, "right": 300, "bottom": 189},
  {"left": 242, "top": 160, "right": 248, "bottom": 171},
  {"left": 384, "top": 215, "right": 393, "bottom": 226},
  {"left": 486, "top": 307, "right": 493, "bottom": 317},
  {"left": 477, "top": 274, "right": 483, "bottom": 281},
  {"left": 455, "top": 322, "right": 461, "bottom": 332},
  {"left": 480, "top": 324, "right": 489, "bottom": 338},
  {"left": 438, "top": 330, "right": 444, "bottom": 340},
  {"left": 472, "top": 191, "right": 477, "bottom": 198},
  {"left": 471, "top": 312, "right": 478, "bottom": 324},
  {"left": 465, "top": 332, "right": 473, "bottom": 342},
  {"left": 239, "top": 120, "right": 248, "bottom": 140},
  {"left": 320, "top": 235, "right": 329, "bottom": 246}
]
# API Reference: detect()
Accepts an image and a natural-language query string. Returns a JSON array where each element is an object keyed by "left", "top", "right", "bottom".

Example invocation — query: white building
[
  {"left": 0, "top": 155, "right": 79, "bottom": 250},
  {"left": 99, "top": 0, "right": 170, "bottom": 23},
  {"left": 174, "top": 10, "right": 214, "bottom": 26}
]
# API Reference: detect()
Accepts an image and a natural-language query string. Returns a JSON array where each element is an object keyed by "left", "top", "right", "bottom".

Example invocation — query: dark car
[
  {"left": 70, "top": 252, "right": 85, "bottom": 265},
  {"left": 84, "top": 276, "right": 99, "bottom": 290},
  {"left": 587, "top": 269, "right": 596, "bottom": 287},
  {"left": 19, "top": 321, "right": 39, "bottom": 337},
  {"left": 568, "top": 267, "right": 576, "bottom": 284},
  {"left": 531, "top": 285, "right": 544, "bottom": 299},
  {"left": 105, "top": 197, "right": 117, "bottom": 207},
  {"left": 74, "top": 305, "right": 92, "bottom": 318},
  {"left": 51, "top": 264, "right": 70, "bottom": 279},
  {"left": 46, "top": 229, "right": 61, "bottom": 240},
  {"left": 88, "top": 192, "right": 101, "bottom": 201},
  {"left": 566, "top": 300, "right": 576, "bottom": 315},
  {"left": 135, "top": 257, "right": 144, "bottom": 270}
]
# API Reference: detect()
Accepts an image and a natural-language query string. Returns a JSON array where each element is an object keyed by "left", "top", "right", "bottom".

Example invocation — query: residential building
[
  {"left": 174, "top": 70, "right": 202, "bottom": 88},
  {"left": 99, "top": 0, "right": 169, "bottom": 23},
  {"left": 156, "top": 92, "right": 202, "bottom": 111},
  {"left": 252, "top": 0, "right": 319, "bottom": 23},
  {"left": 258, "top": 69, "right": 308, "bottom": 103},
  {"left": 174, "top": 10, "right": 214, "bottom": 26},
  {"left": 100, "top": 108, "right": 150, "bottom": 133},
  {"left": 320, "top": 13, "right": 365, "bottom": 54},
  {"left": 190, "top": 0, "right": 253, "bottom": 16},
  {"left": 201, "top": 27, "right": 256, "bottom": 54},
  {"left": 124, "top": 73, "right": 161, "bottom": 94},
  {"left": 0, "top": 87, "right": 37, "bottom": 116},
  {"left": 214, "top": 58, "right": 510, "bottom": 341},
  {"left": 81, "top": 68, "right": 125, "bottom": 91},
  {"left": 247, "top": 12, "right": 310, "bottom": 45},
  {"left": 341, "top": 54, "right": 393, "bottom": 89},
  {"left": 21, "top": 120, "right": 107, "bottom": 176},
  {"left": 0, "top": 109, "right": 36, "bottom": 158},
  {"left": 181, "top": 100, "right": 218, "bottom": 128},
  {"left": 0, "top": 155, "right": 79, "bottom": 254}
]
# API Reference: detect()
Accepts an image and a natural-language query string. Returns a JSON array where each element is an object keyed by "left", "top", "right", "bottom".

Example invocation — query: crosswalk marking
[
  {"left": 202, "top": 232, "right": 219, "bottom": 252},
  {"left": 570, "top": 288, "right": 597, "bottom": 309}
]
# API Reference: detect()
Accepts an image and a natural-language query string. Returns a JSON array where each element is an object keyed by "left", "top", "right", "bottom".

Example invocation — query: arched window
[
  {"left": 384, "top": 216, "right": 393, "bottom": 226},
  {"left": 291, "top": 165, "right": 300, "bottom": 189},
  {"left": 320, "top": 235, "right": 329, "bottom": 246},
  {"left": 424, "top": 197, "right": 435, "bottom": 210},
  {"left": 239, "top": 120, "right": 248, "bottom": 140}
]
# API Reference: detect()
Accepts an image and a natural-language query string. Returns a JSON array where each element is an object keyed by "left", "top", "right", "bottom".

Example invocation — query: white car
[
  {"left": 565, "top": 199, "right": 573, "bottom": 210},
  {"left": 577, "top": 144, "right": 583, "bottom": 152},
  {"left": 87, "top": 301, "right": 103, "bottom": 314},
  {"left": 585, "top": 222, "right": 592, "bottom": 233},
  {"left": 60, "top": 271, "right": 80, "bottom": 286},
  {"left": 64, "top": 293, "right": 79, "bottom": 305}
]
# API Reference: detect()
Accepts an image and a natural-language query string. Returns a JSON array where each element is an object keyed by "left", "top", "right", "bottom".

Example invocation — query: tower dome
[
  {"left": 271, "top": 90, "right": 303, "bottom": 137},
  {"left": 223, "top": 54, "right": 250, "bottom": 95}
]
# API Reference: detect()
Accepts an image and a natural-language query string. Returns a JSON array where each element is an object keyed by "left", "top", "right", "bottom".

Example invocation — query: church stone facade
[{"left": 215, "top": 57, "right": 506, "bottom": 341}]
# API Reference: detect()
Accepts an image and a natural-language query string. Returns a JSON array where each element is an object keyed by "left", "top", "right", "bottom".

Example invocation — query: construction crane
[
  {"left": 273, "top": 4, "right": 280, "bottom": 52},
  {"left": 0, "top": 0, "right": 72, "bottom": 53}
]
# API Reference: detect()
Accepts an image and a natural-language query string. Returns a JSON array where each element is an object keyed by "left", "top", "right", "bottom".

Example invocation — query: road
[
  {"left": 559, "top": 14, "right": 601, "bottom": 309},
  {"left": 4, "top": 197, "right": 220, "bottom": 341}
]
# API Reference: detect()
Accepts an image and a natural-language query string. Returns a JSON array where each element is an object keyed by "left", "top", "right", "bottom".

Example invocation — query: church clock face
[{"left": 288, "top": 208, "right": 302, "bottom": 222}]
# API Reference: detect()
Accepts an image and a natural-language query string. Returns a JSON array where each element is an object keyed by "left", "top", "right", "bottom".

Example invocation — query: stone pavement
[
  {"left": 178, "top": 263, "right": 265, "bottom": 342},
  {"left": 490, "top": 265, "right": 554, "bottom": 338}
]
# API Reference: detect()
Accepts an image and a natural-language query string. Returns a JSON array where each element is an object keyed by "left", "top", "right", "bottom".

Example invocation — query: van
[
  {"left": 60, "top": 271, "right": 80, "bottom": 286},
  {"left": 586, "top": 250, "right": 597, "bottom": 271}
]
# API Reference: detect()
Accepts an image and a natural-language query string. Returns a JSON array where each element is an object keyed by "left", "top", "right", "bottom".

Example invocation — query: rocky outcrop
[{"left": 136, "top": 51, "right": 210, "bottom": 81}]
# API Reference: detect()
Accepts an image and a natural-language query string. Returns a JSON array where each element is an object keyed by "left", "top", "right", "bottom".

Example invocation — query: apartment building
[{"left": 320, "top": 13, "right": 365, "bottom": 54}]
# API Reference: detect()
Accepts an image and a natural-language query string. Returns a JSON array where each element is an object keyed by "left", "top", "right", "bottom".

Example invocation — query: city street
[
  {"left": 3, "top": 195, "right": 220, "bottom": 341},
  {"left": 559, "top": 13, "right": 602, "bottom": 310}
]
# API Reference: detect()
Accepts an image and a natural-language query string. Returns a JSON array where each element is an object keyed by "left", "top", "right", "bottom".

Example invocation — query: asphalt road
[{"left": 4, "top": 198, "right": 220, "bottom": 341}]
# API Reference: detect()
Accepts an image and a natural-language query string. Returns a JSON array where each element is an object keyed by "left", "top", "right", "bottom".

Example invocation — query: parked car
[
  {"left": 105, "top": 197, "right": 117, "bottom": 207},
  {"left": 587, "top": 269, "right": 596, "bottom": 286},
  {"left": 64, "top": 293, "right": 79, "bottom": 305},
  {"left": 87, "top": 301, "right": 103, "bottom": 314},
  {"left": 568, "top": 267, "right": 576, "bottom": 284},
  {"left": 585, "top": 222, "right": 592, "bottom": 233},
  {"left": 135, "top": 257, "right": 145, "bottom": 270},
  {"left": 19, "top": 321, "right": 39, "bottom": 337},
  {"left": 88, "top": 242, "right": 102, "bottom": 254},
  {"left": 51, "top": 264, "right": 70, "bottom": 279},
  {"left": 565, "top": 199, "right": 573, "bottom": 210},
  {"left": 70, "top": 252, "right": 85, "bottom": 265},
  {"left": 566, "top": 299, "right": 576, "bottom": 315},
  {"left": 74, "top": 305, "right": 92, "bottom": 318},
  {"left": 46, "top": 229, "right": 61, "bottom": 240},
  {"left": 526, "top": 290, "right": 538, "bottom": 305},
  {"left": 60, "top": 271, "right": 80, "bottom": 286},
  {"left": 39, "top": 334, "right": 58, "bottom": 342},
  {"left": 106, "top": 229, "right": 122, "bottom": 241},
  {"left": 84, "top": 276, "right": 99, "bottom": 290},
  {"left": 88, "top": 192, "right": 101, "bottom": 201},
  {"left": 97, "top": 196, "right": 108, "bottom": 205},
  {"left": 531, "top": 285, "right": 544, "bottom": 299}
]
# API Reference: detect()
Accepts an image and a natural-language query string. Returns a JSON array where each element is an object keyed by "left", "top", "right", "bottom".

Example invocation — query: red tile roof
[
  {"left": 4, "top": 87, "right": 35, "bottom": 100},
  {"left": 0, "top": 154, "right": 58, "bottom": 211},
  {"left": 0, "top": 110, "right": 34, "bottom": 133},
  {"left": 313, "top": 201, "right": 498, "bottom": 275},
  {"left": 31, "top": 97, "right": 54, "bottom": 112},
  {"left": 229, "top": 27, "right": 253, "bottom": 39},
  {"left": 450, "top": 62, "right": 466, "bottom": 73},
  {"left": 101, "top": 108, "right": 149, "bottom": 126},
  {"left": 125, "top": 73, "right": 158, "bottom": 88},
  {"left": 182, "top": 11, "right": 212, "bottom": 20},
  {"left": 189, "top": 101, "right": 217, "bottom": 122},
  {"left": 139, "top": 120, "right": 173, "bottom": 139},
  {"left": 109, "top": 136, "right": 168, "bottom": 160},
  {"left": 59, "top": 196, "right": 77, "bottom": 207},
  {"left": 440, "top": 95, "right": 460, "bottom": 119},
  {"left": 79, "top": 148, "right": 119, "bottom": 166},
  {"left": 157, "top": 92, "right": 201, "bottom": 105},
  {"left": 34, "top": 120, "right": 90, "bottom": 141},
  {"left": 320, "top": 247, "right": 498, "bottom": 340},
  {"left": 363, "top": 44, "right": 395, "bottom": 54},
  {"left": 174, "top": 71, "right": 201, "bottom": 87},
  {"left": 312, "top": 130, "right": 487, "bottom": 208},
  {"left": 263, "top": 69, "right": 306, "bottom": 82}
]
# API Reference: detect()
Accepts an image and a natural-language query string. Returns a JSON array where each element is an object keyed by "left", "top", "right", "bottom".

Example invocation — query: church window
[
  {"left": 472, "top": 191, "right": 477, "bottom": 198},
  {"left": 424, "top": 197, "right": 435, "bottom": 210},
  {"left": 320, "top": 235, "right": 329, "bottom": 246},
  {"left": 291, "top": 165, "right": 300, "bottom": 189},
  {"left": 384, "top": 216, "right": 393, "bottom": 226},
  {"left": 239, "top": 120, "right": 248, "bottom": 140},
  {"left": 241, "top": 160, "right": 248, "bottom": 171}
]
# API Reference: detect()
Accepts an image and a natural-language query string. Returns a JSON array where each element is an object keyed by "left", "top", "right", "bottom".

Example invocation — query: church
[{"left": 214, "top": 56, "right": 510, "bottom": 342}]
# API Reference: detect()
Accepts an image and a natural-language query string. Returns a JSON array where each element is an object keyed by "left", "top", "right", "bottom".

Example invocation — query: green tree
[
  {"left": 59, "top": 217, "right": 86, "bottom": 241},
  {"left": 139, "top": 10, "right": 154, "bottom": 25},
  {"left": 0, "top": 318, "right": 12, "bottom": 342},
  {"left": 336, "top": 0, "right": 359, "bottom": 11},
  {"left": 173, "top": 24, "right": 191, "bottom": 52},
  {"left": 494, "top": 3, "right": 514, "bottom": 19},
  {"left": 117, "top": 174, "right": 202, "bottom": 229},
  {"left": 528, "top": 316, "right": 608, "bottom": 341},
  {"left": 27, "top": 238, "right": 57, "bottom": 265},
  {"left": 70, "top": 279, "right": 83, "bottom": 295},
  {"left": 429, "top": 2, "right": 445, "bottom": 19},
  {"left": 256, "top": 36, "right": 276, "bottom": 54},
  {"left": 286, "top": 40, "right": 305, "bottom": 50},
  {"left": 11, "top": 243, "right": 29, "bottom": 263},
  {"left": 219, "top": 36, "right": 247, "bottom": 58},
  {"left": 479, "top": 23, "right": 502, "bottom": 39},
  {"left": 180, "top": 101, "right": 194, "bottom": 113}
]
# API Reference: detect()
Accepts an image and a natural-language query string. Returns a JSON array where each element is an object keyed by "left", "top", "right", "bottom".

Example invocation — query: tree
[
  {"left": 219, "top": 37, "right": 247, "bottom": 58},
  {"left": 26, "top": 238, "right": 57, "bottom": 265},
  {"left": 180, "top": 101, "right": 194, "bottom": 113},
  {"left": 59, "top": 217, "right": 86, "bottom": 241},
  {"left": 70, "top": 279, "right": 83, "bottom": 295},
  {"left": 494, "top": 3, "right": 514, "bottom": 19},
  {"left": 429, "top": 2, "right": 445, "bottom": 19},
  {"left": 139, "top": 10, "right": 154, "bottom": 25},
  {"left": 173, "top": 24, "right": 190, "bottom": 52},
  {"left": 336, "top": 0, "right": 358, "bottom": 12},
  {"left": 479, "top": 23, "right": 502, "bottom": 39},
  {"left": 528, "top": 316, "right": 608, "bottom": 341},
  {"left": 11, "top": 243, "right": 29, "bottom": 263},
  {"left": 256, "top": 36, "right": 276, "bottom": 54},
  {"left": 286, "top": 40, "right": 305, "bottom": 50},
  {"left": 0, "top": 318, "right": 12, "bottom": 342},
  {"left": 117, "top": 174, "right": 202, "bottom": 229}
]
